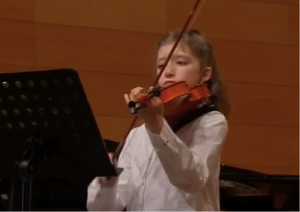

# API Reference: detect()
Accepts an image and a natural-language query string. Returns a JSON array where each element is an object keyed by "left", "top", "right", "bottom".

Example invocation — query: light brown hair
[{"left": 156, "top": 28, "right": 230, "bottom": 117}]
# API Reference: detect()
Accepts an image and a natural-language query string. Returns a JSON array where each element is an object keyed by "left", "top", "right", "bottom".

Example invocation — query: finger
[
  {"left": 150, "top": 96, "right": 162, "bottom": 105},
  {"left": 128, "top": 87, "right": 144, "bottom": 108},
  {"left": 129, "top": 92, "right": 136, "bottom": 103},
  {"left": 124, "top": 93, "right": 131, "bottom": 105},
  {"left": 130, "top": 87, "right": 144, "bottom": 101}
]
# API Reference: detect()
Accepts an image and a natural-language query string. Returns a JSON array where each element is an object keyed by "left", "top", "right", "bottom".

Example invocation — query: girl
[{"left": 87, "top": 29, "right": 230, "bottom": 211}]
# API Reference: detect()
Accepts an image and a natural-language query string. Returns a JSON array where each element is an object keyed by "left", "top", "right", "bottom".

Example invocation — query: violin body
[
  {"left": 160, "top": 81, "right": 211, "bottom": 104},
  {"left": 131, "top": 81, "right": 211, "bottom": 117},
  {"left": 159, "top": 81, "right": 190, "bottom": 103}
]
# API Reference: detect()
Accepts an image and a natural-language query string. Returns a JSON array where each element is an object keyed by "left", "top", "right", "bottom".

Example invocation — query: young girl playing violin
[{"left": 87, "top": 28, "right": 230, "bottom": 211}]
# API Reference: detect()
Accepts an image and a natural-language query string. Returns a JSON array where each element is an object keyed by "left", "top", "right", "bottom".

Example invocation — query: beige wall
[{"left": 0, "top": 0, "right": 298, "bottom": 175}]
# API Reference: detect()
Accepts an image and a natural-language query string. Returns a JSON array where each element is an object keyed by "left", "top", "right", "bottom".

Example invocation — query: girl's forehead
[{"left": 157, "top": 42, "right": 193, "bottom": 57}]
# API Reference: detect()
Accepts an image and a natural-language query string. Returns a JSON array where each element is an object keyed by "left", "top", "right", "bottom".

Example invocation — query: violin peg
[
  {"left": 128, "top": 101, "right": 137, "bottom": 114},
  {"left": 149, "top": 87, "right": 161, "bottom": 98}
]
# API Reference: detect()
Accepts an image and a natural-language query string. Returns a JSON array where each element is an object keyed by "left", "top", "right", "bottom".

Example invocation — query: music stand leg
[
  {"left": 21, "top": 177, "right": 32, "bottom": 211},
  {"left": 18, "top": 134, "right": 46, "bottom": 211}
]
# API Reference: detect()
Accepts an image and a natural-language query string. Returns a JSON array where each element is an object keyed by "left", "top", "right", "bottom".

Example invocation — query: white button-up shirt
[{"left": 87, "top": 111, "right": 228, "bottom": 211}]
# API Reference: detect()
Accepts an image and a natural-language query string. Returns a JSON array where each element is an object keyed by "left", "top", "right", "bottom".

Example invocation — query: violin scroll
[{"left": 128, "top": 86, "right": 161, "bottom": 114}]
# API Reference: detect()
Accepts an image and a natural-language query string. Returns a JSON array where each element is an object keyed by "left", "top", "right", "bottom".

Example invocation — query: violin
[
  {"left": 128, "top": 81, "right": 211, "bottom": 117},
  {"left": 112, "top": 0, "right": 206, "bottom": 163}
]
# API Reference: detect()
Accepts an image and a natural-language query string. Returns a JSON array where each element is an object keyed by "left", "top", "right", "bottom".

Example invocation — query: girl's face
[{"left": 156, "top": 42, "right": 211, "bottom": 88}]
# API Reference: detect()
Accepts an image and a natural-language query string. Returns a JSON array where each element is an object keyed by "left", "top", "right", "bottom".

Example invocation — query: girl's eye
[
  {"left": 157, "top": 64, "right": 164, "bottom": 69},
  {"left": 177, "top": 61, "right": 187, "bottom": 65}
]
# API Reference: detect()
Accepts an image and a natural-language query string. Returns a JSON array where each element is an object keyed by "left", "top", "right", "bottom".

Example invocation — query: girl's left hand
[{"left": 124, "top": 86, "right": 164, "bottom": 131}]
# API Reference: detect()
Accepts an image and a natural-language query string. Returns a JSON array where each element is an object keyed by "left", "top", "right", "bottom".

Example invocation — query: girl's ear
[{"left": 200, "top": 67, "right": 212, "bottom": 83}]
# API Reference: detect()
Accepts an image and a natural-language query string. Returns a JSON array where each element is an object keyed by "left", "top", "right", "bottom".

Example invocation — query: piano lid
[{"left": 220, "top": 164, "right": 299, "bottom": 184}]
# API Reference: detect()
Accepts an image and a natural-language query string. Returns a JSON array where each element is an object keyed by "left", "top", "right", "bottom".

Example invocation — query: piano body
[
  {"left": 220, "top": 164, "right": 299, "bottom": 211},
  {"left": 0, "top": 139, "right": 298, "bottom": 211}
]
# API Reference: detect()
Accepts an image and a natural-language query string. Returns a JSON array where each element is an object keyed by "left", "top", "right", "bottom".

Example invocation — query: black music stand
[{"left": 0, "top": 69, "right": 118, "bottom": 211}]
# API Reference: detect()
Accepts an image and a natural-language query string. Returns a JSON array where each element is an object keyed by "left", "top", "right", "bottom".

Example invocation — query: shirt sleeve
[
  {"left": 86, "top": 129, "right": 135, "bottom": 211},
  {"left": 146, "top": 111, "right": 228, "bottom": 193}
]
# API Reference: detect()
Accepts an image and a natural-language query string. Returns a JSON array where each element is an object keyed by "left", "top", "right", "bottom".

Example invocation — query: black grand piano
[
  {"left": 220, "top": 164, "right": 299, "bottom": 211},
  {"left": 0, "top": 139, "right": 299, "bottom": 211}
]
